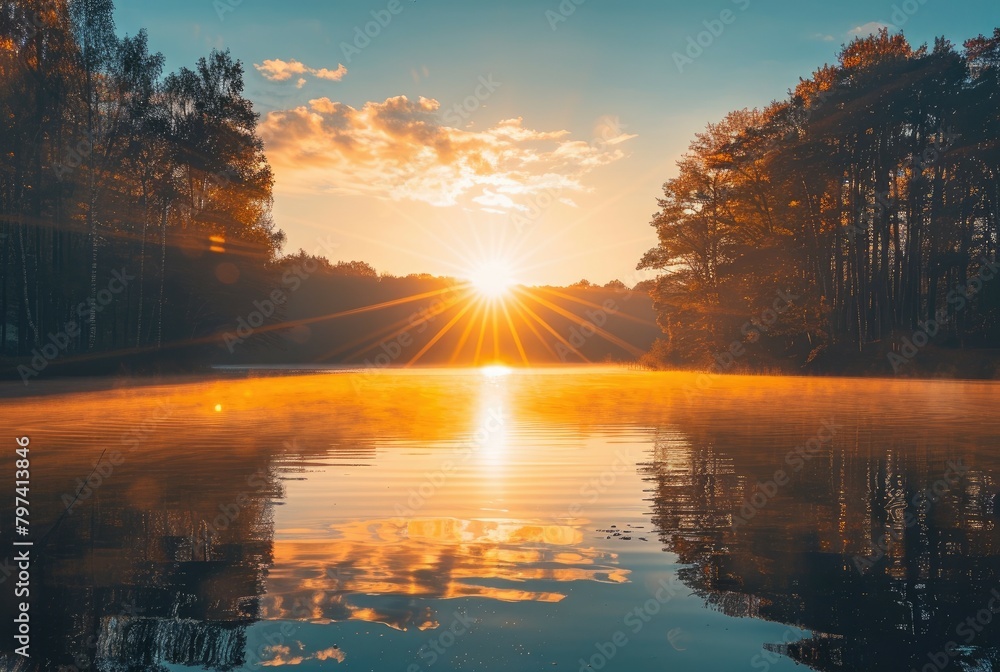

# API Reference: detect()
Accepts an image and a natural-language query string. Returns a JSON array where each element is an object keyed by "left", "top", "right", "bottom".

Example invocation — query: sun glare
[
  {"left": 468, "top": 260, "right": 516, "bottom": 300},
  {"left": 481, "top": 364, "right": 512, "bottom": 377}
]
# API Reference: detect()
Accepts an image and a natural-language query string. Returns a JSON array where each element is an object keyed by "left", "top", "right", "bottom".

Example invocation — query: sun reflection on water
[{"left": 480, "top": 364, "right": 512, "bottom": 378}]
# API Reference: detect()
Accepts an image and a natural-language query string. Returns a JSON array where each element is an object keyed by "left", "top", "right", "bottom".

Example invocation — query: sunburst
[
  {"left": 466, "top": 259, "right": 517, "bottom": 301},
  {"left": 74, "top": 207, "right": 655, "bottom": 370},
  {"left": 279, "top": 231, "right": 654, "bottom": 367}
]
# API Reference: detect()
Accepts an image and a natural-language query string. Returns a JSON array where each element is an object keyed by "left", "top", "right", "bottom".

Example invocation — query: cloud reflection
[{"left": 261, "top": 517, "right": 629, "bottom": 631}]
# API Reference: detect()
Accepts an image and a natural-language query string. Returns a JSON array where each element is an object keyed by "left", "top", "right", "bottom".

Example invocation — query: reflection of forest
[
  {"left": 0, "top": 451, "right": 283, "bottom": 672},
  {"left": 0, "top": 372, "right": 515, "bottom": 670},
  {"left": 2, "top": 371, "right": 999, "bottom": 671},
  {"left": 642, "top": 425, "right": 1000, "bottom": 671}
]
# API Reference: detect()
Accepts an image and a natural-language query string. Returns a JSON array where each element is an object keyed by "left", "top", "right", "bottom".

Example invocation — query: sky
[{"left": 113, "top": 0, "right": 998, "bottom": 286}]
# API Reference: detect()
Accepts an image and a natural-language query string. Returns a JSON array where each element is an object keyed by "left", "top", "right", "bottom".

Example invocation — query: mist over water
[{"left": 1, "top": 369, "right": 999, "bottom": 671}]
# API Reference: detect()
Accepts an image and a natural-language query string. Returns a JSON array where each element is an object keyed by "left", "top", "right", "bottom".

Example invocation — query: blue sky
[{"left": 113, "top": 0, "right": 999, "bottom": 285}]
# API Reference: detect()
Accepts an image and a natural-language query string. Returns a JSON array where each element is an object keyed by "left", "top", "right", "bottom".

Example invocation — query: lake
[{"left": 1, "top": 368, "right": 999, "bottom": 671}]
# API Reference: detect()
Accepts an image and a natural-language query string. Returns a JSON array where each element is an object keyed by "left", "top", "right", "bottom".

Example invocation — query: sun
[{"left": 467, "top": 259, "right": 517, "bottom": 300}]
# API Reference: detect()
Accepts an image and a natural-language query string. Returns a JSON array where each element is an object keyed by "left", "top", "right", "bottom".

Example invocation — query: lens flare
[{"left": 468, "top": 260, "right": 516, "bottom": 300}]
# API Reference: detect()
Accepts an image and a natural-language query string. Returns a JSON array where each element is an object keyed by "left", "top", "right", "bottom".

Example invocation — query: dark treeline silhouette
[
  {"left": 230, "top": 255, "right": 661, "bottom": 367},
  {"left": 639, "top": 29, "right": 1000, "bottom": 377},
  {"left": 1, "top": 0, "right": 282, "bottom": 375},
  {"left": 0, "top": 0, "right": 659, "bottom": 379}
]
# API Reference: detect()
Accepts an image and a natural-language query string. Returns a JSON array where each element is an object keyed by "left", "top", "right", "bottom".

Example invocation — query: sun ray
[
  {"left": 515, "top": 288, "right": 646, "bottom": 358},
  {"left": 504, "top": 154, "right": 671, "bottom": 267},
  {"left": 491, "top": 301, "right": 501, "bottom": 362},
  {"left": 314, "top": 312, "right": 424, "bottom": 363},
  {"left": 323, "top": 191, "right": 483, "bottom": 277},
  {"left": 406, "top": 299, "right": 478, "bottom": 367},
  {"left": 511, "top": 293, "right": 590, "bottom": 363},
  {"left": 450, "top": 299, "right": 487, "bottom": 364},
  {"left": 473, "top": 306, "right": 490, "bottom": 367},
  {"left": 41, "top": 284, "right": 477, "bottom": 371},
  {"left": 315, "top": 287, "right": 474, "bottom": 363},
  {"left": 507, "top": 297, "right": 561, "bottom": 360},
  {"left": 499, "top": 300, "right": 530, "bottom": 365},
  {"left": 382, "top": 201, "right": 482, "bottom": 274},
  {"left": 272, "top": 284, "right": 472, "bottom": 332},
  {"left": 315, "top": 321, "right": 408, "bottom": 363},
  {"left": 533, "top": 286, "right": 659, "bottom": 327}
]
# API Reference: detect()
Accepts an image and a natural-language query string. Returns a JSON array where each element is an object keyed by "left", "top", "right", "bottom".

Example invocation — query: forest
[
  {"left": 1, "top": 0, "right": 287, "bottom": 373},
  {"left": 6, "top": 3, "right": 1000, "bottom": 379},
  {"left": 0, "top": 1, "right": 660, "bottom": 380},
  {"left": 639, "top": 29, "right": 1000, "bottom": 376}
]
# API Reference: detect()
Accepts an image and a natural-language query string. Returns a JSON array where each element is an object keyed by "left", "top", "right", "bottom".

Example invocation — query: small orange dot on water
[{"left": 214, "top": 404, "right": 223, "bottom": 412}]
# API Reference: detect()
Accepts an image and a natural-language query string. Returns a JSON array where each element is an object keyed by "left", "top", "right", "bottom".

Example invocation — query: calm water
[{"left": 1, "top": 368, "right": 999, "bottom": 671}]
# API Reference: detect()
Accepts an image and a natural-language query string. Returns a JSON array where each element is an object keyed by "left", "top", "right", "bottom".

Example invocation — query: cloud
[
  {"left": 312, "top": 65, "right": 349, "bottom": 81},
  {"left": 811, "top": 32, "right": 835, "bottom": 42},
  {"left": 259, "top": 95, "right": 636, "bottom": 212},
  {"left": 261, "top": 644, "right": 305, "bottom": 667},
  {"left": 255, "top": 58, "right": 348, "bottom": 86},
  {"left": 847, "top": 22, "right": 895, "bottom": 37},
  {"left": 261, "top": 643, "right": 345, "bottom": 666},
  {"left": 473, "top": 190, "right": 528, "bottom": 212},
  {"left": 315, "top": 648, "right": 347, "bottom": 663}
]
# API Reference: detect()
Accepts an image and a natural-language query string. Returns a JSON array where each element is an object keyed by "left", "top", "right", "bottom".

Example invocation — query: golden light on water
[
  {"left": 7, "top": 368, "right": 1000, "bottom": 663},
  {"left": 481, "top": 364, "right": 512, "bottom": 377}
]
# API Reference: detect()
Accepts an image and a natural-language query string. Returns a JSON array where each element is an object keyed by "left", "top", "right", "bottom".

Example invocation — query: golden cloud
[
  {"left": 258, "top": 95, "right": 636, "bottom": 212},
  {"left": 261, "top": 642, "right": 346, "bottom": 666},
  {"left": 254, "top": 58, "right": 348, "bottom": 84}
]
